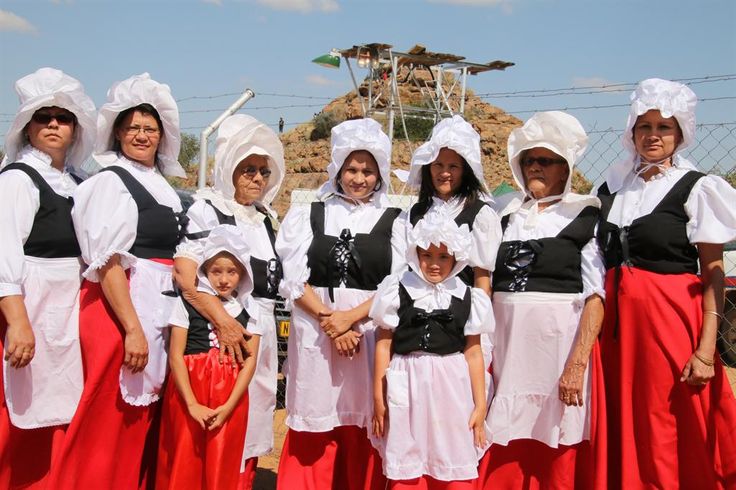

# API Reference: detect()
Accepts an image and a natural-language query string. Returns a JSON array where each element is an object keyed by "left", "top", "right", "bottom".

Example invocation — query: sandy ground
[{"left": 252, "top": 368, "right": 736, "bottom": 490}]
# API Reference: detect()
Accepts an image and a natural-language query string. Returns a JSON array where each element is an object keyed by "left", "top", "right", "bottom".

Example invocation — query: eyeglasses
[
  {"left": 125, "top": 126, "right": 160, "bottom": 137},
  {"left": 240, "top": 166, "right": 272, "bottom": 178},
  {"left": 31, "top": 112, "right": 77, "bottom": 125},
  {"left": 520, "top": 156, "right": 566, "bottom": 167}
]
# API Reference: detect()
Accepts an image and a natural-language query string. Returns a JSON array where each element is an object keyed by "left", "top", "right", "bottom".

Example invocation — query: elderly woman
[
  {"left": 48, "top": 73, "right": 186, "bottom": 490},
  {"left": 0, "top": 67, "right": 95, "bottom": 489},
  {"left": 477, "top": 112, "right": 606, "bottom": 489},
  {"left": 597, "top": 79, "right": 736, "bottom": 488},
  {"left": 172, "top": 114, "right": 284, "bottom": 489},
  {"left": 275, "top": 118, "right": 406, "bottom": 489}
]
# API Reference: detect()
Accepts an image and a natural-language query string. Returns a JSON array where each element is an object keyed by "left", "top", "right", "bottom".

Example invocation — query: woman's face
[
  {"left": 338, "top": 150, "right": 380, "bottom": 202},
  {"left": 115, "top": 110, "right": 161, "bottom": 167},
  {"left": 232, "top": 154, "right": 271, "bottom": 205},
  {"left": 521, "top": 147, "right": 569, "bottom": 200},
  {"left": 417, "top": 243, "right": 456, "bottom": 284},
  {"left": 429, "top": 147, "right": 464, "bottom": 200},
  {"left": 632, "top": 109, "right": 683, "bottom": 163},
  {"left": 26, "top": 106, "right": 76, "bottom": 160}
]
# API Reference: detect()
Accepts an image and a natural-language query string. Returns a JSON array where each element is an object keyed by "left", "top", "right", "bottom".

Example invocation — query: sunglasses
[
  {"left": 240, "top": 166, "right": 272, "bottom": 178},
  {"left": 31, "top": 112, "right": 77, "bottom": 125},
  {"left": 520, "top": 156, "right": 566, "bottom": 167}
]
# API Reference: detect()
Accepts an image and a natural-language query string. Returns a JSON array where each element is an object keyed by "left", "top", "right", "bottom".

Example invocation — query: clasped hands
[{"left": 319, "top": 309, "right": 362, "bottom": 357}]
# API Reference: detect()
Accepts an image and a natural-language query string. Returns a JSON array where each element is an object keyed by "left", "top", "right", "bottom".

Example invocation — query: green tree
[{"left": 178, "top": 132, "right": 200, "bottom": 169}]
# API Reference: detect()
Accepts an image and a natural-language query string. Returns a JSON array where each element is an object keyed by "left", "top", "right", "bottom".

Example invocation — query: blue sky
[{"left": 1, "top": 0, "right": 734, "bottom": 149}]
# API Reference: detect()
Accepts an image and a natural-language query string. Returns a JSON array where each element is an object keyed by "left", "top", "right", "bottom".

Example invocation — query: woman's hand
[
  {"left": 319, "top": 310, "right": 356, "bottom": 338},
  {"left": 212, "top": 312, "right": 252, "bottom": 366},
  {"left": 468, "top": 405, "right": 487, "bottom": 448},
  {"left": 123, "top": 327, "right": 149, "bottom": 373},
  {"left": 680, "top": 351, "right": 716, "bottom": 386},
  {"left": 207, "top": 403, "right": 235, "bottom": 430},
  {"left": 372, "top": 397, "right": 387, "bottom": 437},
  {"left": 187, "top": 403, "right": 216, "bottom": 431},
  {"left": 559, "top": 361, "right": 586, "bottom": 406},
  {"left": 334, "top": 330, "right": 362, "bottom": 357},
  {"left": 4, "top": 321, "right": 35, "bottom": 368}
]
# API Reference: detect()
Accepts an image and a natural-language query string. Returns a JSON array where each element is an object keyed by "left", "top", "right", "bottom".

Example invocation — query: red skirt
[
  {"left": 601, "top": 266, "right": 736, "bottom": 489},
  {"left": 0, "top": 318, "right": 67, "bottom": 490},
  {"left": 276, "top": 426, "right": 387, "bottom": 490},
  {"left": 237, "top": 457, "right": 258, "bottom": 490},
  {"left": 46, "top": 278, "right": 159, "bottom": 490},
  {"left": 156, "top": 348, "right": 249, "bottom": 490}
]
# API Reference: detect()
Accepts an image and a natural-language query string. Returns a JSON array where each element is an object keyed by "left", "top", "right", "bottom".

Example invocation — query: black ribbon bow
[{"left": 326, "top": 228, "right": 362, "bottom": 302}]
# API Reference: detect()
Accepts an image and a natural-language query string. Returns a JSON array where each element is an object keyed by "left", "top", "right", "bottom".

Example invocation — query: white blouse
[
  {"left": 72, "top": 156, "right": 182, "bottom": 282},
  {"left": 370, "top": 271, "right": 494, "bottom": 336},
  {"left": 0, "top": 146, "right": 81, "bottom": 297},
  {"left": 408, "top": 195, "right": 502, "bottom": 272},
  {"left": 168, "top": 295, "right": 261, "bottom": 339},
  {"left": 605, "top": 167, "right": 736, "bottom": 245},
  {"left": 276, "top": 196, "right": 408, "bottom": 303},
  {"left": 503, "top": 200, "right": 606, "bottom": 300}
]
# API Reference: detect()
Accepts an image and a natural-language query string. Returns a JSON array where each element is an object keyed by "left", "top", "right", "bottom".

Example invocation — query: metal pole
[
  {"left": 344, "top": 58, "right": 367, "bottom": 116},
  {"left": 197, "top": 89, "right": 255, "bottom": 190},
  {"left": 387, "top": 49, "right": 395, "bottom": 140},
  {"left": 459, "top": 67, "right": 468, "bottom": 115}
]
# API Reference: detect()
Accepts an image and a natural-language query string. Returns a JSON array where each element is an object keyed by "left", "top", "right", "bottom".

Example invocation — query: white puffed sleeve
[
  {"left": 469, "top": 205, "right": 503, "bottom": 272},
  {"left": 275, "top": 204, "right": 313, "bottom": 302},
  {"left": 168, "top": 297, "right": 190, "bottom": 329},
  {"left": 368, "top": 274, "right": 402, "bottom": 330},
  {"left": 685, "top": 174, "right": 736, "bottom": 244},
  {"left": 465, "top": 287, "right": 494, "bottom": 336},
  {"left": 72, "top": 171, "right": 138, "bottom": 282},
  {"left": 0, "top": 171, "right": 38, "bottom": 296},
  {"left": 581, "top": 232, "right": 606, "bottom": 301},
  {"left": 390, "top": 210, "right": 409, "bottom": 274},
  {"left": 174, "top": 199, "right": 215, "bottom": 264}
]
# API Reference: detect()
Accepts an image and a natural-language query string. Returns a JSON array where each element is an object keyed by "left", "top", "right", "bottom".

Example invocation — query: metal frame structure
[{"left": 331, "top": 43, "right": 513, "bottom": 140}]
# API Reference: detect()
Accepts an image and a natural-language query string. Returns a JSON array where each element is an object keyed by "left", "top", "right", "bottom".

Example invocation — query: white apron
[
  {"left": 3, "top": 255, "right": 83, "bottom": 428},
  {"left": 118, "top": 258, "right": 176, "bottom": 406},
  {"left": 241, "top": 297, "right": 278, "bottom": 464}
]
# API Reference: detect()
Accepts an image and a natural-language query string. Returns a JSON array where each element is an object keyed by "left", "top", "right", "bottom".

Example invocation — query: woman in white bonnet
[
  {"left": 478, "top": 111, "right": 606, "bottom": 489},
  {"left": 275, "top": 118, "right": 406, "bottom": 489},
  {"left": 50, "top": 73, "right": 186, "bottom": 490},
  {"left": 0, "top": 67, "right": 95, "bottom": 489},
  {"left": 173, "top": 114, "right": 285, "bottom": 488},
  {"left": 596, "top": 78, "right": 736, "bottom": 488}
]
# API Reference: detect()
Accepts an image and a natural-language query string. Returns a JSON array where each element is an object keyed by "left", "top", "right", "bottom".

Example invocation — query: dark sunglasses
[
  {"left": 520, "top": 156, "right": 566, "bottom": 167},
  {"left": 241, "top": 166, "right": 272, "bottom": 178},
  {"left": 31, "top": 112, "right": 77, "bottom": 125}
]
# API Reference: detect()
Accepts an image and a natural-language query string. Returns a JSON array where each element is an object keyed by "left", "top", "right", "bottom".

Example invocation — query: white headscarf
[
  {"left": 406, "top": 210, "right": 472, "bottom": 283},
  {"left": 195, "top": 114, "right": 285, "bottom": 218},
  {"left": 93, "top": 73, "right": 185, "bottom": 178},
  {"left": 316, "top": 118, "right": 392, "bottom": 207},
  {"left": 2, "top": 67, "right": 96, "bottom": 170},
  {"left": 196, "top": 225, "right": 254, "bottom": 302},
  {"left": 605, "top": 78, "right": 698, "bottom": 193},
  {"left": 407, "top": 115, "right": 487, "bottom": 193}
]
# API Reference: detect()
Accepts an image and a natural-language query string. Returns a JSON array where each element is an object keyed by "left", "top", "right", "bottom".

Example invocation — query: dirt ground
[{"left": 252, "top": 368, "right": 736, "bottom": 490}]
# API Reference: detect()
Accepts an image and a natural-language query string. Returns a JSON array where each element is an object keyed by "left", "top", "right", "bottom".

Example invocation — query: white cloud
[
  {"left": 428, "top": 0, "right": 512, "bottom": 10},
  {"left": 0, "top": 10, "right": 38, "bottom": 34},
  {"left": 50, "top": 0, "right": 74, "bottom": 5},
  {"left": 202, "top": 0, "right": 223, "bottom": 5},
  {"left": 306, "top": 74, "right": 336, "bottom": 86},
  {"left": 572, "top": 77, "right": 625, "bottom": 93},
  {"left": 256, "top": 0, "right": 339, "bottom": 13}
]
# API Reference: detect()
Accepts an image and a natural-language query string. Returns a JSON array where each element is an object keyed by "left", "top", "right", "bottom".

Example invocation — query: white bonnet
[
  {"left": 406, "top": 210, "right": 472, "bottom": 281},
  {"left": 2, "top": 67, "right": 96, "bottom": 170},
  {"left": 197, "top": 225, "right": 253, "bottom": 300},
  {"left": 316, "top": 118, "right": 392, "bottom": 205},
  {"left": 408, "top": 115, "right": 486, "bottom": 192},
  {"left": 211, "top": 114, "right": 285, "bottom": 205},
  {"left": 94, "top": 73, "right": 185, "bottom": 177},
  {"left": 507, "top": 111, "right": 588, "bottom": 199}
]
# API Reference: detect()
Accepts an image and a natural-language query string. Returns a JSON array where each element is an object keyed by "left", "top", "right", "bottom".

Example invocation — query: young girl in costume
[
  {"left": 371, "top": 212, "right": 492, "bottom": 489},
  {"left": 156, "top": 225, "right": 261, "bottom": 489}
]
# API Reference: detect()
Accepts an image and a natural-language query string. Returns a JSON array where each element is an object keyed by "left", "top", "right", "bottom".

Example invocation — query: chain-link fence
[{"left": 270, "top": 122, "right": 736, "bottom": 446}]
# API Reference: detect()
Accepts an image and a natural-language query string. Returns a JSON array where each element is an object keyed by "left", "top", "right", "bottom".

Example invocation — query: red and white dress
[{"left": 597, "top": 165, "right": 736, "bottom": 489}]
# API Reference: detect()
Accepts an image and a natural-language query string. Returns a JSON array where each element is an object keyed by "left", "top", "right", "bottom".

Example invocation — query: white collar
[
  {"left": 400, "top": 269, "right": 467, "bottom": 302},
  {"left": 193, "top": 187, "right": 274, "bottom": 225}
]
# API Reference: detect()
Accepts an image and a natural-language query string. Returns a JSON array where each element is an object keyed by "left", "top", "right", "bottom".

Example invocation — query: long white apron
[
  {"left": 118, "top": 258, "right": 176, "bottom": 406},
  {"left": 3, "top": 255, "right": 83, "bottom": 428}
]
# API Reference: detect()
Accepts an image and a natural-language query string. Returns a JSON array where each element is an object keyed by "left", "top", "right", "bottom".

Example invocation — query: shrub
[
  {"left": 310, "top": 111, "right": 340, "bottom": 141},
  {"left": 394, "top": 116, "right": 435, "bottom": 141}
]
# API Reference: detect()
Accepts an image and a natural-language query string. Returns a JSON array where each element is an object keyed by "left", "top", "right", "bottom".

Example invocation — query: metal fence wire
[{"left": 272, "top": 121, "right": 736, "bottom": 417}]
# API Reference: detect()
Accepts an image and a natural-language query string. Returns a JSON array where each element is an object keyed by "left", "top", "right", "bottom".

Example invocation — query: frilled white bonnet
[
  {"left": 408, "top": 115, "right": 487, "bottom": 192},
  {"left": 605, "top": 78, "right": 698, "bottom": 192},
  {"left": 316, "top": 118, "right": 392, "bottom": 206},
  {"left": 209, "top": 114, "right": 285, "bottom": 205},
  {"left": 2, "top": 67, "right": 96, "bottom": 170},
  {"left": 507, "top": 111, "right": 588, "bottom": 200},
  {"left": 94, "top": 73, "right": 185, "bottom": 177},
  {"left": 197, "top": 225, "right": 254, "bottom": 300},
  {"left": 406, "top": 210, "right": 472, "bottom": 282}
]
